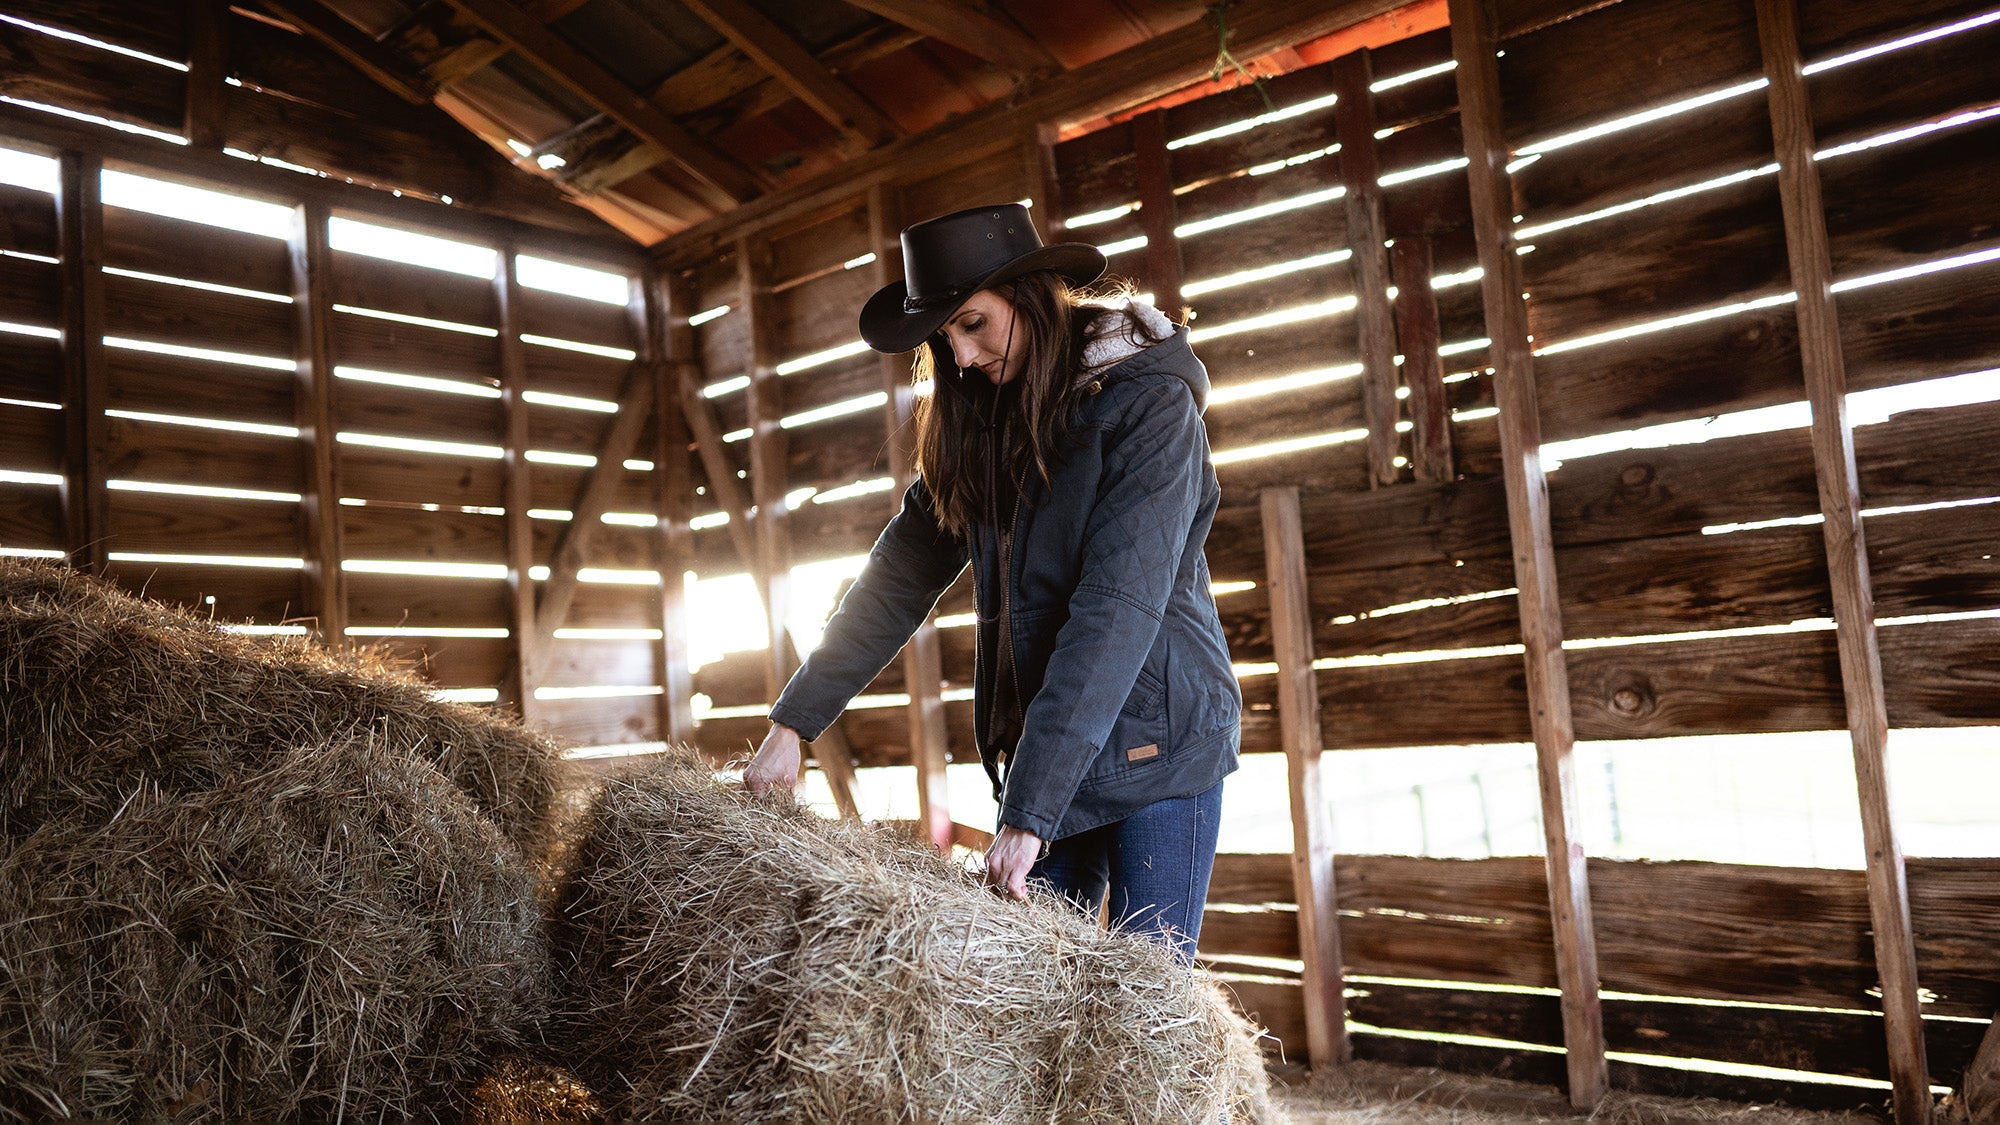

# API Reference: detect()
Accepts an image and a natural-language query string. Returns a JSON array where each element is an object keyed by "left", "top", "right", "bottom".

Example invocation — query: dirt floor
[{"left": 1271, "top": 1061, "right": 1886, "bottom": 1124}]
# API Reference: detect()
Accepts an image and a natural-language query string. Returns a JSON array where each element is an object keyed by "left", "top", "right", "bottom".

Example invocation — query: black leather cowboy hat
[{"left": 858, "top": 203, "right": 1106, "bottom": 354}]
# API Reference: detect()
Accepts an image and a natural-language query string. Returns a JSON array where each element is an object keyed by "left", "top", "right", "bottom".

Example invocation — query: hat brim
[{"left": 858, "top": 243, "right": 1107, "bottom": 354}]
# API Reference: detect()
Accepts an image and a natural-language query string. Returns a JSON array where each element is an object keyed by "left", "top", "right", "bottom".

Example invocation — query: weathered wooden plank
[
  {"left": 1559, "top": 523, "right": 1832, "bottom": 641},
  {"left": 103, "top": 490, "right": 299, "bottom": 557},
  {"left": 1881, "top": 617, "right": 2000, "bottom": 727},
  {"left": 330, "top": 317, "right": 504, "bottom": 388},
  {"left": 1523, "top": 175, "right": 1790, "bottom": 351},
  {"left": 1208, "top": 851, "right": 1296, "bottom": 905},
  {"left": 337, "top": 445, "right": 503, "bottom": 508},
  {"left": 1391, "top": 237, "right": 1453, "bottom": 480},
  {"left": 0, "top": 250, "right": 58, "bottom": 329},
  {"left": 1805, "top": 16, "right": 2000, "bottom": 143},
  {"left": 0, "top": 482, "right": 63, "bottom": 550},
  {"left": 1176, "top": 175, "right": 1349, "bottom": 282},
  {"left": 0, "top": 333, "right": 63, "bottom": 406},
  {"left": 1497, "top": 0, "right": 1762, "bottom": 149},
  {"left": 358, "top": 634, "right": 510, "bottom": 690},
  {"left": 100, "top": 205, "right": 289, "bottom": 298},
  {"left": 1534, "top": 300, "right": 1802, "bottom": 445},
  {"left": 226, "top": 6, "right": 435, "bottom": 128},
  {"left": 1838, "top": 246, "right": 2000, "bottom": 395},
  {"left": 1797, "top": 0, "right": 1994, "bottom": 59},
  {"left": 333, "top": 378, "right": 505, "bottom": 444},
  {"left": 524, "top": 347, "right": 632, "bottom": 402},
  {"left": 57, "top": 152, "right": 109, "bottom": 573},
  {"left": 101, "top": 269, "right": 294, "bottom": 359},
  {"left": 343, "top": 569, "right": 508, "bottom": 629},
  {"left": 1510, "top": 92, "right": 1773, "bottom": 229},
  {"left": 1858, "top": 399, "right": 2000, "bottom": 509},
  {"left": 0, "top": 400, "right": 62, "bottom": 472},
  {"left": 1219, "top": 976, "right": 1308, "bottom": 1061},
  {"left": 539, "top": 636, "right": 660, "bottom": 690},
  {"left": 98, "top": 560, "right": 306, "bottom": 623},
  {"left": 1203, "top": 377, "right": 1366, "bottom": 459},
  {"left": 328, "top": 247, "right": 496, "bottom": 329},
  {"left": 102, "top": 350, "right": 294, "bottom": 429},
  {"left": 2, "top": 0, "right": 186, "bottom": 68},
  {"left": 101, "top": 415, "right": 300, "bottom": 493},
  {"left": 1823, "top": 119, "right": 2000, "bottom": 283},
  {"left": 513, "top": 287, "right": 636, "bottom": 354},
  {"left": 0, "top": 17, "right": 186, "bottom": 137},
  {"left": 339, "top": 502, "right": 504, "bottom": 562},
  {"left": 532, "top": 694, "right": 661, "bottom": 749},
  {"left": 1547, "top": 425, "right": 1819, "bottom": 546}
]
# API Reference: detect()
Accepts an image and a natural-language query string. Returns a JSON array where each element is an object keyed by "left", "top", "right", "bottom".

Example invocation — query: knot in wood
[
  {"left": 1618, "top": 464, "right": 1655, "bottom": 489},
  {"left": 1608, "top": 682, "right": 1653, "bottom": 717}
]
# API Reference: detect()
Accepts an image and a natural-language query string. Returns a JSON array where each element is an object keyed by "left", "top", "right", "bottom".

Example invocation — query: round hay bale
[
  {"left": 0, "top": 735, "right": 551, "bottom": 1122},
  {"left": 552, "top": 751, "right": 1274, "bottom": 1123},
  {"left": 0, "top": 559, "right": 562, "bottom": 854}
]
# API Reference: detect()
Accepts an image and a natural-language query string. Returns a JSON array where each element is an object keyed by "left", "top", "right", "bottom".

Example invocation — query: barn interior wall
[{"left": 2, "top": 0, "right": 1998, "bottom": 1116}]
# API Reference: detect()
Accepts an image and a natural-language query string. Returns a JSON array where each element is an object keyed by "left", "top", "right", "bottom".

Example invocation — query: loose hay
[
  {"left": 0, "top": 559, "right": 563, "bottom": 855},
  {"left": 552, "top": 751, "right": 1275, "bottom": 1123},
  {"left": 0, "top": 736, "right": 550, "bottom": 1122}
]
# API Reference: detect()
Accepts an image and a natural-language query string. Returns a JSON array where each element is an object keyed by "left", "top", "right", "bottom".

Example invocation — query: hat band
[{"left": 902, "top": 282, "right": 974, "bottom": 315}]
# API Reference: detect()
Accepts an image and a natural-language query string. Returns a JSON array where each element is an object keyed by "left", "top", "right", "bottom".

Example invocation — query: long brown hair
[{"left": 910, "top": 271, "right": 1161, "bottom": 535}]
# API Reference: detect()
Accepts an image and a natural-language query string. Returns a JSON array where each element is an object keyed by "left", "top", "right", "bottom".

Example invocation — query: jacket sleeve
[
  {"left": 999, "top": 381, "right": 1206, "bottom": 838},
  {"left": 768, "top": 478, "right": 969, "bottom": 741}
]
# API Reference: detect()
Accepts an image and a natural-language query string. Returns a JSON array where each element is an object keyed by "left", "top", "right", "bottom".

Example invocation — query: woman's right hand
[{"left": 743, "top": 723, "right": 804, "bottom": 796}]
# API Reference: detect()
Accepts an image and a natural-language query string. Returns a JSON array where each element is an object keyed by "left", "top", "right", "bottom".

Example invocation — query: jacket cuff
[
  {"left": 766, "top": 700, "right": 833, "bottom": 743},
  {"left": 997, "top": 801, "right": 1062, "bottom": 842}
]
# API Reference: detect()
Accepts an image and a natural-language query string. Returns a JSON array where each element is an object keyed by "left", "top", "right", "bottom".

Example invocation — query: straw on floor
[{"left": 551, "top": 750, "right": 1276, "bottom": 1124}]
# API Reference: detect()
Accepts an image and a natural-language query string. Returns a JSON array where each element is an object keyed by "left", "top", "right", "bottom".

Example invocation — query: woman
[{"left": 744, "top": 203, "right": 1240, "bottom": 962}]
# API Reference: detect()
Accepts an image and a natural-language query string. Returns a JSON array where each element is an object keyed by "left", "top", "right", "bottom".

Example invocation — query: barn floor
[{"left": 1271, "top": 1061, "right": 1886, "bottom": 1123}]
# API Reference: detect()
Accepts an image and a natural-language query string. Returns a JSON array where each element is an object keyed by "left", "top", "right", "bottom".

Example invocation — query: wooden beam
[
  {"left": 840, "top": 0, "right": 1059, "bottom": 76},
  {"left": 1965, "top": 1017, "right": 2000, "bottom": 1123},
  {"left": 1448, "top": 0, "right": 1607, "bottom": 1107},
  {"left": 656, "top": 24, "right": 923, "bottom": 123},
  {"left": 1260, "top": 485, "right": 1351, "bottom": 1070},
  {"left": 288, "top": 200, "right": 344, "bottom": 641},
  {"left": 0, "top": 103, "right": 638, "bottom": 256},
  {"left": 652, "top": 270, "right": 698, "bottom": 746},
  {"left": 1332, "top": 49, "right": 1402, "bottom": 488},
  {"left": 1130, "top": 110, "right": 1184, "bottom": 315},
  {"left": 184, "top": 0, "right": 228, "bottom": 148},
  {"left": 527, "top": 361, "right": 657, "bottom": 680},
  {"left": 496, "top": 247, "right": 537, "bottom": 716},
  {"left": 678, "top": 0, "right": 902, "bottom": 150},
  {"left": 56, "top": 151, "right": 108, "bottom": 576},
  {"left": 1389, "top": 235, "right": 1453, "bottom": 481},
  {"left": 735, "top": 238, "right": 862, "bottom": 817},
  {"left": 439, "top": 0, "right": 764, "bottom": 209},
  {"left": 1755, "top": 1, "right": 1929, "bottom": 1120},
  {"left": 656, "top": 0, "right": 1412, "bottom": 267},
  {"left": 1020, "top": 121, "right": 1064, "bottom": 233},
  {"left": 868, "top": 184, "right": 951, "bottom": 851},
  {"left": 381, "top": 2, "right": 509, "bottom": 93},
  {"left": 256, "top": 0, "right": 437, "bottom": 104}
]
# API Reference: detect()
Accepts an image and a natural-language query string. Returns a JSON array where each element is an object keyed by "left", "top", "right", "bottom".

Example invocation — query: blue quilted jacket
[{"left": 768, "top": 325, "right": 1240, "bottom": 840}]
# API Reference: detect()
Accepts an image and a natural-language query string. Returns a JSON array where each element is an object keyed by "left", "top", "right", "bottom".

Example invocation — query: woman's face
[{"left": 940, "top": 289, "right": 1022, "bottom": 386}]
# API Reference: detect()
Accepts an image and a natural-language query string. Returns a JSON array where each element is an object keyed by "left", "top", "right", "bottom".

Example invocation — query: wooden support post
[
  {"left": 1260, "top": 486, "right": 1351, "bottom": 1070},
  {"left": 1390, "top": 236, "right": 1453, "bottom": 482},
  {"left": 287, "top": 199, "right": 344, "bottom": 640},
  {"left": 1755, "top": 1, "right": 1930, "bottom": 1120},
  {"left": 869, "top": 184, "right": 951, "bottom": 851},
  {"left": 529, "top": 364, "right": 656, "bottom": 675},
  {"left": 671, "top": 360, "right": 867, "bottom": 788},
  {"left": 56, "top": 152, "right": 108, "bottom": 576},
  {"left": 1131, "top": 110, "right": 1184, "bottom": 315},
  {"left": 1021, "top": 122, "right": 1065, "bottom": 235},
  {"left": 735, "top": 236, "right": 861, "bottom": 817},
  {"left": 496, "top": 247, "right": 537, "bottom": 716},
  {"left": 1331, "top": 50, "right": 1403, "bottom": 489},
  {"left": 652, "top": 270, "right": 698, "bottom": 747},
  {"left": 1448, "top": 0, "right": 1608, "bottom": 1107},
  {"left": 182, "top": 0, "right": 227, "bottom": 150}
]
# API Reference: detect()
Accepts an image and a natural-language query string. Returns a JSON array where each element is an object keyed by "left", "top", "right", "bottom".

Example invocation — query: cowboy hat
[{"left": 858, "top": 203, "right": 1106, "bottom": 354}]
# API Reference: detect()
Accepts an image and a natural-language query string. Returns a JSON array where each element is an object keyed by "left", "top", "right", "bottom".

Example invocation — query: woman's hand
[
  {"left": 983, "top": 824, "right": 1045, "bottom": 901},
  {"left": 743, "top": 723, "right": 803, "bottom": 796}
]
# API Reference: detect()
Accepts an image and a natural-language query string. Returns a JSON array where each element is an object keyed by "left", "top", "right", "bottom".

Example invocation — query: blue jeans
[{"left": 1027, "top": 781, "right": 1224, "bottom": 964}]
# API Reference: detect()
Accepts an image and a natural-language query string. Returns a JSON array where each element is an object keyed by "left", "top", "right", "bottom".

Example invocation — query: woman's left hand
[{"left": 983, "top": 824, "right": 1044, "bottom": 901}]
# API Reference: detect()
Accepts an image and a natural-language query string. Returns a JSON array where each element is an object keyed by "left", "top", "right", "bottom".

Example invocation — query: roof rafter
[
  {"left": 438, "top": 0, "right": 766, "bottom": 209},
  {"left": 256, "top": 0, "right": 438, "bottom": 104},
  {"left": 678, "top": 0, "right": 903, "bottom": 149},
  {"left": 840, "top": 0, "right": 1060, "bottom": 76}
]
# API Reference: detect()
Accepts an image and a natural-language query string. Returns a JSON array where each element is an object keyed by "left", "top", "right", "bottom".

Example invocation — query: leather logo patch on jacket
[{"left": 1126, "top": 744, "right": 1161, "bottom": 762}]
